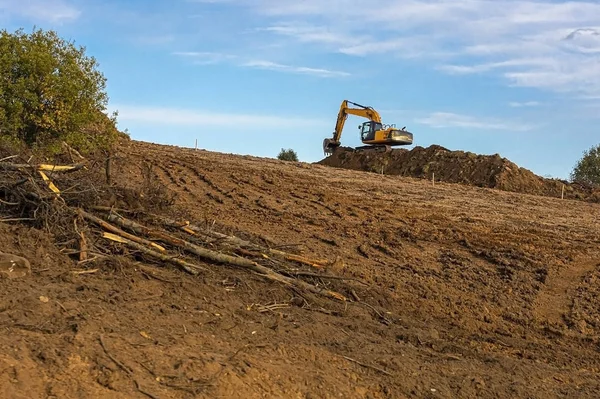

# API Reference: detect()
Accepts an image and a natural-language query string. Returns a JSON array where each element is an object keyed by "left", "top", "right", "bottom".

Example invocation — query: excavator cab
[
  {"left": 358, "top": 121, "right": 413, "bottom": 147},
  {"left": 359, "top": 121, "right": 382, "bottom": 141}
]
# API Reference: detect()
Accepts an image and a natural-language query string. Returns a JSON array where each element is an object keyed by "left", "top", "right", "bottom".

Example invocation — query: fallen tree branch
[
  {"left": 80, "top": 210, "right": 166, "bottom": 252},
  {"left": 341, "top": 355, "right": 392, "bottom": 376},
  {"left": 0, "top": 162, "right": 86, "bottom": 173},
  {"left": 281, "top": 270, "right": 369, "bottom": 286},
  {"left": 151, "top": 215, "right": 330, "bottom": 269},
  {"left": 0, "top": 155, "right": 19, "bottom": 162},
  {"left": 62, "top": 141, "right": 85, "bottom": 161},
  {"left": 99, "top": 334, "right": 133, "bottom": 375},
  {"left": 104, "top": 210, "right": 330, "bottom": 270},
  {"left": 96, "top": 210, "right": 346, "bottom": 301},
  {"left": 1, "top": 217, "right": 36, "bottom": 223},
  {"left": 38, "top": 171, "right": 61, "bottom": 196},
  {"left": 89, "top": 205, "right": 144, "bottom": 214},
  {"left": 101, "top": 232, "right": 205, "bottom": 275},
  {"left": 0, "top": 199, "right": 20, "bottom": 206}
]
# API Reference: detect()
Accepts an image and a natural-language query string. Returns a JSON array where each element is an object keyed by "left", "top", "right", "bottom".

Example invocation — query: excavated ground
[
  {"left": 1, "top": 139, "right": 600, "bottom": 399},
  {"left": 318, "top": 145, "right": 600, "bottom": 202}
]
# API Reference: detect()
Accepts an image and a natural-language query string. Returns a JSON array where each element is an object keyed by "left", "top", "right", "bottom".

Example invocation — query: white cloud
[
  {"left": 436, "top": 58, "right": 557, "bottom": 75},
  {"left": 415, "top": 112, "right": 535, "bottom": 131},
  {"left": 0, "top": 0, "right": 80, "bottom": 22},
  {"left": 508, "top": 101, "right": 542, "bottom": 107},
  {"left": 241, "top": 60, "right": 349, "bottom": 77},
  {"left": 173, "top": 50, "right": 349, "bottom": 77},
  {"left": 172, "top": 51, "right": 237, "bottom": 65},
  {"left": 113, "top": 105, "right": 328, "bottom": 128},
  {"left": 201, "top": 0, "right": 600, "bottom": 97},
  {"left": 258, "top": 24, "right": 355, "bottom": 45}
]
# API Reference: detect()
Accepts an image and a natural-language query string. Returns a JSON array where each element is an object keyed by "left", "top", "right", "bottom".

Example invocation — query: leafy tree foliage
[
  {"left": 0, "top": 27, "right": 119, "bottom": 152},
  {"left": 277, "top": 148, "right": 298, "bottom": 162},
  {"left": 571, "top": 143, "right": 600, "bottom": 186}
]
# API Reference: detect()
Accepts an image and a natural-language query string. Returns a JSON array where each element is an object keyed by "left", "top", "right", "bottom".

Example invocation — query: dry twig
[
  {"left": 99, "top": 334, "right": 133, "bottom": 375},
  {"left": 341, "top": 355, "right": 392, "bottom": 376}
]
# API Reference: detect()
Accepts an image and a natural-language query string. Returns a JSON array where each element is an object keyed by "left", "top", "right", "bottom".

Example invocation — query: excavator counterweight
[{"left": 323, "top": 100, "right": 413, "bottom": 156}]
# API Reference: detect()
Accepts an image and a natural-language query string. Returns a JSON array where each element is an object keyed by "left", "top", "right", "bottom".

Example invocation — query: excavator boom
[
  {"left": 323, "top": 99, "right": 413, "bottom": 156},
  {"left": 331, "top": 100, "right": 381, "bottom": 143}
]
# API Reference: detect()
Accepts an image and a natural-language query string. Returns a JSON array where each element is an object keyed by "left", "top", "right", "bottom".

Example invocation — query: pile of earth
[{"left": 317, "top": 144, "right": 600, "bottom": 202}]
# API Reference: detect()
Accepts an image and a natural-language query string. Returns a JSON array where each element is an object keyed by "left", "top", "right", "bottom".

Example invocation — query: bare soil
[{"left": 1, "top": 139, "right": 600, "bottom": 398}]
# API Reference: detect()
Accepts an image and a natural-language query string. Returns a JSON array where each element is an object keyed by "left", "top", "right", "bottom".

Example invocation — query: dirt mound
[{"left": 317, "top": 145, "right": 600, "bottom": 201}]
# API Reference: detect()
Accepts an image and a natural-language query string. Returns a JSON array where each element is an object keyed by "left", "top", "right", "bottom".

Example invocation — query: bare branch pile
[{"left": 0, "top": 150, "right": 349, "bottom": 301}]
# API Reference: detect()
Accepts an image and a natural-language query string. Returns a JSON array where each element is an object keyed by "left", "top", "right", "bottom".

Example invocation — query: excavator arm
[{"left": 324, "top": 100, "right": 381, "bottom": 155}]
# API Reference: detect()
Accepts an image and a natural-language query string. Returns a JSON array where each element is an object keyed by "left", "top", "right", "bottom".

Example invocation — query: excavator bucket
[{"left": 323, "top": 138, "right": 340, "bottom": 156}]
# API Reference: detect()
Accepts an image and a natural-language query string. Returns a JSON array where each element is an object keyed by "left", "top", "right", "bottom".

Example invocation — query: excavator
[{"left": 323, "top": 100, "right": 413, "bottom": 156}]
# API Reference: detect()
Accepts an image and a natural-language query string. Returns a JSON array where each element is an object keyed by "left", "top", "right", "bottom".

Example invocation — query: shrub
[
  {"left": 570, "top": 143, "right": 600, "bottom": 186},
  {"left": 277, "top": 148, "right": 298, "bottom": 162},
  {"left": 0, "top": 27, "right": 119, "bottom": 154}
]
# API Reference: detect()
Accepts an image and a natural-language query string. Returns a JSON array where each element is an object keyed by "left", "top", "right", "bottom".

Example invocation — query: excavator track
[{"left": 354, "top": 145, "right": 392, "bottom": 154}]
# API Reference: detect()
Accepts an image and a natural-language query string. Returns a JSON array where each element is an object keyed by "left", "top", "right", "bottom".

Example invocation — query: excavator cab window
[{"left": 360, "top": 121, "right": 378, "bottom": 141}]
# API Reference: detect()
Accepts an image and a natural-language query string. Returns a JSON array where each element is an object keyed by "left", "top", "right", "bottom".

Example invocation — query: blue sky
[{"left": 2, "top": 0, "right": 600, "bottom": 179}]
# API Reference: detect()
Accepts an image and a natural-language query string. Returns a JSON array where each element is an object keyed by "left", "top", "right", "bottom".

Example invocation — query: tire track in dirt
[
  {"left": 152, "top": 162, "right": 205, "bottom": 203},
  {"left": 225, "top": 172, "right": 337, "bottom": 228},
  {"left": 227, "top": 174, "right": 317, "bottom": 218},
  {"left": 534, "top": 258, "right": 600, "bottom": 326},
  {"left": 172, "top": 160, "right": 234, "bottom": 199}
]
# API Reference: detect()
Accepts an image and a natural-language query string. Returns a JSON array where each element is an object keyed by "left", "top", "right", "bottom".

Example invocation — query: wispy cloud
[
  {"left": 172, "top": 51, "right": 237, "bottom": 65},
  {"left": 241, "top": 60, "right": 350, "bottom": 77},
  {"left": 258, "top": 24, "right": 355, "bottom": 46},
  {"left": 113, "top": 105, "right": 327, "bottom": 128},
  {"left": 173, "top": 51, "right": 349, "bottom": 77},
  {"left": 0, "top": 0, "right": 80, "bottom": 23},
  {"left": 198, "top": 0, "right": 600, "bottom": 96},
  {"left": 415, "top": 112, "right": 535, "bottom": 131},
  {"left": 508, "top": 101, "right": 542, "bottom": 107},
  {"left": 437, "top": 58, "right": 555, "bottom": 75}
]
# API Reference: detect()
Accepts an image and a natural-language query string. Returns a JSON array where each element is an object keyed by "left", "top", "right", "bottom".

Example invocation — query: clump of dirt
[{"left": 317, "top": 145, "right": 600, "bottom": 202}]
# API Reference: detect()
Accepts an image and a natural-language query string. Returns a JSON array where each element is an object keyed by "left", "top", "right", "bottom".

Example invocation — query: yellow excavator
[{"left": 323, "top": 100, "right": 413, "bottom": 156}]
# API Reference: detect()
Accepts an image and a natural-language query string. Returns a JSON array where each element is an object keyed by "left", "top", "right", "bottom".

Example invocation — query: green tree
[
  {"left": 277, "top": 148, "right": 298, "bottom": 162},
  {"left": 0, "top": 27, "right": 118, "bottom": 152},
  {"left": 570, "top": 143, "right": 600, "bottom": 186}
]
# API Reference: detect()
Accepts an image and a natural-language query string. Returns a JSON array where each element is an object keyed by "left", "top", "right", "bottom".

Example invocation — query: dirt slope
[
  {"left": 1, "top": 139, "right": 600, "bottom": 398},
  {"left": 317, "top": 145, "right": 600, "bottom": 202}
]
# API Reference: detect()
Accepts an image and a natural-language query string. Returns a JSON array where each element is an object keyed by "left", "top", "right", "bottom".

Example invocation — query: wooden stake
[
  {"left": 561, "top": 184, "right": 565, "bottom": 199},
  {"left": 432, "top": 173, "right": 435, "bottom": 186},
  {"left": 195, "top": 139, "right": 198, "bottom": 150},
  {"left": 105, "top": 156, "right": 112, "bottom": 185}
]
